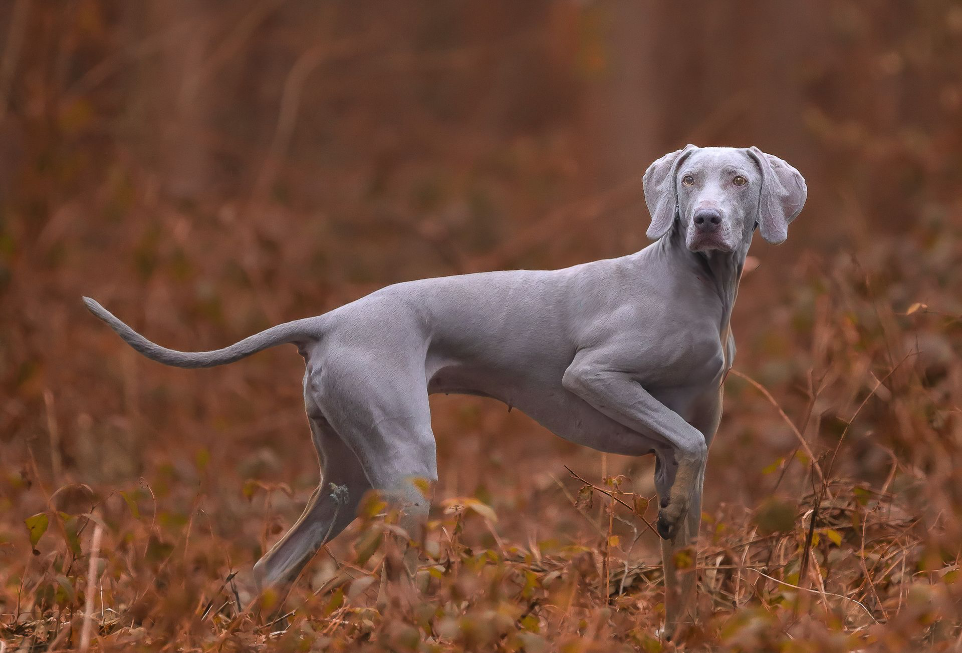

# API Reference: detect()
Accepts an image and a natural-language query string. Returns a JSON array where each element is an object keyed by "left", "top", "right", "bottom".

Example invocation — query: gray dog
[{"left": 84, "top": 145, "right": 806, "bottom": 634}]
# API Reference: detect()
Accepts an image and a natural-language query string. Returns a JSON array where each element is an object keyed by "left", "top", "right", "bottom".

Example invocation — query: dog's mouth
[{"left": 686, "top": 231, "right": 736, "bottom": 253}]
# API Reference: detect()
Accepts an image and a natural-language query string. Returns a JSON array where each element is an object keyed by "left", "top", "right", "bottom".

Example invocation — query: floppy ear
[
  {"left": 643, "top": 144, "right": 697, "bottom": 240},
  {"left": 747, "top": 147, "right": 807, "bottom": 244}
]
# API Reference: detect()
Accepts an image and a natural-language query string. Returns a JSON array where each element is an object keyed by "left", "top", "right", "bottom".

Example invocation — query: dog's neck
[{"left": 659, "top": 221, "right": 750, "bottom": 331}]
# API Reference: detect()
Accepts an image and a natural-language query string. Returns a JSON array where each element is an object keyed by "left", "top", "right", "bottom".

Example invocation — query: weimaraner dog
[{"left": 84, "top": 145, "right": 805, "bottom": 635}]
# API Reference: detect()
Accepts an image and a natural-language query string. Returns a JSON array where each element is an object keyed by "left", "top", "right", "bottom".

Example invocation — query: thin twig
[
  {"left": 551, "top": 475, "right": 606, "bottom": 538},
  {"left": 749, "top": 569, "right": 880, "bottom": 624},
  {"left": 564, "top": 466, "right": 657, "bottom": 536},
  {"left": 797, "top": 468, "right": 821, "bottom": 596},
  {"left": 805, "top": 545, "right": 833, "bottom": 616},
  {"left": 858, "top": 504, "right": 889, "bottom": 620},
  {"left": 228, "top": 572, "right": 243, "bottom": 613},
  {"left": 734, "top": 526, "right": 756, "bottom": 606},
  {"left": 201, "top": 572, "right": 237, "bottom": 621},
  {"left": 603, "top": 485, "right": 613, "bottom": 601},
  {"left": 729, "top": 369, "right": 830, "bottom": 497},
  {"left": 824, "top": 353, "right": 915, "bottom": 482},
  {"left": 79, "top": 523, "right": 104, "bottom": 652},
  {"left": 256, "top": 610, "right": 296, "bottom": 632}
]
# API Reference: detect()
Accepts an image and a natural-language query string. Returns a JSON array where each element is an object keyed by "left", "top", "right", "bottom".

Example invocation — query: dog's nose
[{"left": 693, "top": 208, "right": 722, "bottom": 230}]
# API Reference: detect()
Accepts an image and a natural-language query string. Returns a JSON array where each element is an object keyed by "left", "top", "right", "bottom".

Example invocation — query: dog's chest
[{"left": 629, "top": 325, "right": 728, "bottom": 389}]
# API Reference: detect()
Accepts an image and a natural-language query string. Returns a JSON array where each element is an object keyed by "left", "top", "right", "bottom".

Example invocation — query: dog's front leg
[
  {"left": 658, "top": 457, "right": 705, "bottom": 639},
  {"left": 562, "top": 354, "right": 708, "bottom": 539},
  {"left": 562, "top": 352, "right": 707, "bottom": 634}
]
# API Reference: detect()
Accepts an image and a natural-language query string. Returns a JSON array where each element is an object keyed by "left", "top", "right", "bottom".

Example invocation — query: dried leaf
[
  {"left": 823, "top": 528, "right": 843, "bottom": 546},
  {"left": 576, "top": 485, "right": 593, "bottom": 510},
  {"left": 463, "top": 498, "right": 498, "bottom": 523},
  {"left": 55, "top": 574, "right": 76, "bottom": 606},
  {"left": 354, "top": 529, "right": 383, "bottom": 567},
  {"left": 241, "top": 479, "right": 258, "bottom": 501},
  {"left": 358, "top": 490, "right": 388, "bottom": 519},
  {"left": 25, "top": 512, "right": 49, "bottom": 551},
  {"left": 411, "top": 476, "right": 432, "bottom": 499},
  {"left": 57, "top": 512, "right": 82, "bottom": 557},
  {"left": 121, "top": 491, "right": 140, "bottom": 518},
  {"left": 632, "top": 495, "right": 649, "bottom": 516},
  {"left": 762, "top": 457, "right": 785, "bottom": 475}
]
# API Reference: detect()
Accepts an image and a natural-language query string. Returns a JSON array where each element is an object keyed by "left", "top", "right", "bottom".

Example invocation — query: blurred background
[{"left": 1, "top": 1, "right": 961, "bottom": 648}]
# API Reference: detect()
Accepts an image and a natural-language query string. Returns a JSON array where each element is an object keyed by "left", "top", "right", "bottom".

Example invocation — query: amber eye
[
  {"left": 681, "top": 174, "right": 695, "bottom": 186},
  {"left": 733, "top": 175, "right": 748, "bottom": 186}
]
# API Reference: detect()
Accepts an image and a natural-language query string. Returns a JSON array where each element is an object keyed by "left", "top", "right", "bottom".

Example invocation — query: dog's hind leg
[
  {"left": 317, "top": 354, "right": 438, "bottom": 600},
  {"left": 248, "top": 416, "right": 370, "bottom": 603}
]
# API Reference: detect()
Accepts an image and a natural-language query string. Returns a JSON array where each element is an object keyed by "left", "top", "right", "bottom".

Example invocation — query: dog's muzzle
[{"left": 687, "top": 208, "right": 734, "bottom": 252}]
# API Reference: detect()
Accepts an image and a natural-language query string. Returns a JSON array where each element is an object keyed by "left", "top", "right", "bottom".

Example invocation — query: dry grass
[{"left": 2, "top": 214, "right": 961, "bottom": 652}]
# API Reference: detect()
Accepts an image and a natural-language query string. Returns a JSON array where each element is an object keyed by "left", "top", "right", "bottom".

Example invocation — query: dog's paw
[
  {"left": 656, "top": 512, "right": 678, "bottom": 540},
  {"left": 656, "top": 500, "right": 689, "bottom": 541}
]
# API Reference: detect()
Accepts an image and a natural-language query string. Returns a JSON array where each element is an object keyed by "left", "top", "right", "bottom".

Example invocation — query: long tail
[{"left": 83, "top": 297, "right": 321, "bottom": 368}]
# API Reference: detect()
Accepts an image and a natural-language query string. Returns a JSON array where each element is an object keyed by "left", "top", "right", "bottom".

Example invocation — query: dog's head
[{"left": 643, "top": 145, "right": 807, "bottom": 252}]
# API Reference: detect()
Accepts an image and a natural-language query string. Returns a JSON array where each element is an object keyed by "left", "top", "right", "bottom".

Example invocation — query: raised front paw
[
  {"left": 656, "top": 513, "right": 675, "bottom": 540},
  {"left": 656, "top": 501, "right": 689, "bottom": 541}
]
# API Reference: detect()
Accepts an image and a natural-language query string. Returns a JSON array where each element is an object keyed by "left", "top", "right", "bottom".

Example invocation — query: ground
[{"left": 2, "top": 216, "right": 960, "bottom": 652}]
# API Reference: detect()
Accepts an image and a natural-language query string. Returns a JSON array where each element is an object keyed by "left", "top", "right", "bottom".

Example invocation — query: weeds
[{"left": 4, "top": 212, "right": 962, "bottom": 651}]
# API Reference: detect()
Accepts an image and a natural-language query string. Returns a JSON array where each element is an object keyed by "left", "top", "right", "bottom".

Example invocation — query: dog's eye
[
  {"left": 681, "top": 174, "right": 695, "bottom": 186},
  {"left": 733, "top": 175, "right": 747, "bottom": 186}
]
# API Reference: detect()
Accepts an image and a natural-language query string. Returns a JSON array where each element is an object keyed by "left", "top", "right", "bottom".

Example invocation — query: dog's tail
[{"left": 83, "top": 297, "right": 321, "bottom": 369}]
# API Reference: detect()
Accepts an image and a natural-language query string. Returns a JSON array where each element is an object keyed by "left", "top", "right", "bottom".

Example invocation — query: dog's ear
[
  {"left": 643, "top": 144, "right": 697, "bottom": 240},
  {"left": 746, "top": 147, "right": 807, "bottom": 244}
]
